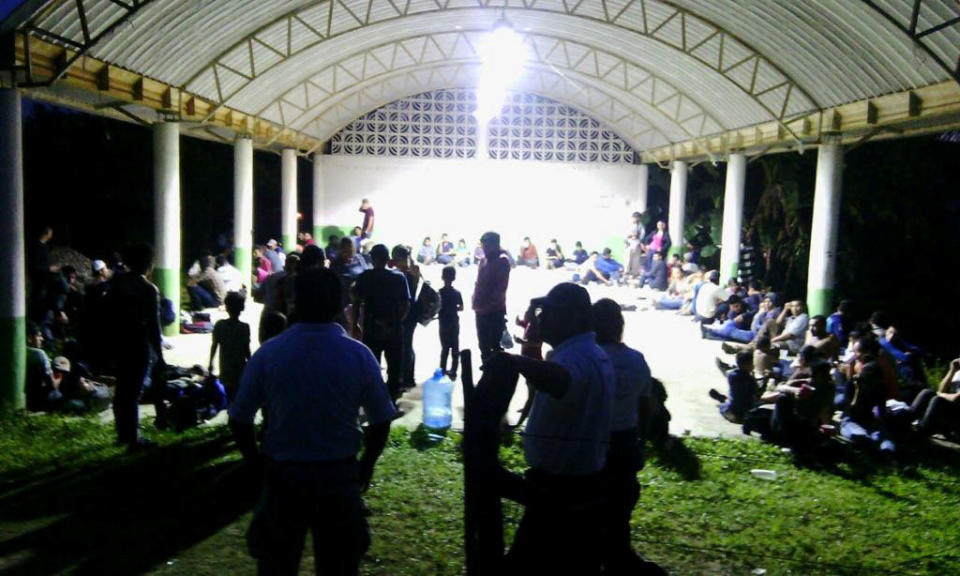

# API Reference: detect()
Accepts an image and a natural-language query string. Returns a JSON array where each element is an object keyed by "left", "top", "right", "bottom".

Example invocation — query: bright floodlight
[{"left": 475, "top": 22, "right": 526, "bottom": 123}]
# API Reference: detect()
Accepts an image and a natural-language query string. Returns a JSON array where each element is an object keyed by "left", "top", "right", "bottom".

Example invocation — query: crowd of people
[{"left": 20, "top": 199, "right": 958, "bottom": 575}]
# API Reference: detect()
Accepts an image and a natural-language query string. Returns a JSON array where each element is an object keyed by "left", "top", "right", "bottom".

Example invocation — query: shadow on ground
[{"left": 0, "top": 430, "right": 257, "bottom": 575}]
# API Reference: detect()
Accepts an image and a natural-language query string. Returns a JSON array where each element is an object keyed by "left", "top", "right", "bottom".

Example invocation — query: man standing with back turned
[
  {"left": 230, "top": 267, "right": 395, "bottom": 575},
  {"left": 473, "top": 231, "right": 511, "bottom": 360}
]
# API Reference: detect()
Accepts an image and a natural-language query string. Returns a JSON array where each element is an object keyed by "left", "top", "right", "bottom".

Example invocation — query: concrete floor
[{"left": 163, "top": 266, "right": 739, "bottom": 437}]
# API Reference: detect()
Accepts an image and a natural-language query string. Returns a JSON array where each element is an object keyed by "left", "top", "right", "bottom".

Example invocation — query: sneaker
[
  {"left": 447, "top": 371, "right": 458, "bottom": 381},
  {"left": 721, "top": 342, "right": 739, "bottom": 354},
  {"left": 708, "top": 388, "right": 727, "bottom": 403}
]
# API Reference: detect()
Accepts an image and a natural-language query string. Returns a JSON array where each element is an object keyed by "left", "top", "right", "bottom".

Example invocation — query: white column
[
  {"left": 233, "top": 137, "right": 254, "bottom": 290},
  {"left": 719, "top": 152, "right": 747, "bottom": 284},
  {"left": 637, "top": 163, "right": 649, "bottom": 213},
  {"left": 667, "top": 160, "right": 687, "bottom": 257},
  {"left": 807, "top": 142, "right": 844, "bottom": 317},
  {"left": 281, "top": 148, "right": 298, "bottom": 250},
  {"left": 153, "top": 122, "right": 180, "bottom": 337},
  {"left": 312, "top": 153, "right": 325, "bottom": 241},
  {"left": 0, "top": 89, "right": 26, "bottom": 410}
]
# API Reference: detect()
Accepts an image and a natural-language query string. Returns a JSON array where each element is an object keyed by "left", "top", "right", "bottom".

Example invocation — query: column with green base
[
  {"left": 234, "top": 137, "right": 254, "bottom": 288},
  {"left": 312, "top": 152, "right": 325, "bottom": 240},
  {"left": 719, "top": 152, "right": 746, "bottom": 285},
  {"left": 667, "top": 160, "right": 687, "bottom": 258},
  {"left": 154, "top": 122, "right": 180, "bottom": 336},
  {"left": 281, "top": 148, "right": 297, "bottom": 250},
  {"left": 637, "top": 163, "right": 649, "bottom": 213},
  {"left": 806, "top": 141, "right": 843, "bottom": 317},
  {"left": 0, "top": 89, "right": 26, "bottom": 411}
]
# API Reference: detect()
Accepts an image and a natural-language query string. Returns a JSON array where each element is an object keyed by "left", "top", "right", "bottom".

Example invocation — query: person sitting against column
[
  {"left": 596, "top": 248, "right": 624, "bottom": 284},
  {"left": 770, "top": 300, "right": 810, "bottom": 355},
  {"left": 517, "top": 237, "right": 540, "bottom": 268},
  {"left": 455, "top": 238, "right": 472, "bottom": 267},
  {"left": 25, "top": 322, "right": 61, "bottom": 412},
  {"left": 545, "top": 239, "right": 565, "bottom": 269},
  {"left": 708, "top": 351, "right": 759, "bottom": 424},
  {"left": 578, "top": 252, "right": 612, "bottom": 286},
  {"left": 638, "top": 251, "right": 668, "bottom": 291},
  {"left": 188, "top": 255, "right": 227, "bottom": 310},
  {"left": 693, "top": 270, "right": 728, "bottom": 324},
  {"left": 641, "top": 220, "right": 671, "bottom": 269},
  {"left": 571, "top": 241, "right": 590, "bottom": 265},
  {"left": 416, "top": 236, "right": 436, "bottom": 265}
]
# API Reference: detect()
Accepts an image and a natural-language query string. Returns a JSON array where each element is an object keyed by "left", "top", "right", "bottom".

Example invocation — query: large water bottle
[{"left": 422, "top": 368, "right": 454, "bottom": 430}]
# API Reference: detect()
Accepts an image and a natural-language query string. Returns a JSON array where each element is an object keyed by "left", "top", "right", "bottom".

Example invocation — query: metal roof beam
[
  {"left": 10, "top": 34, "right": 322, "bottom": 152},
  {"left": 640, "top": 81, "right": 960, "bottom": 163}
]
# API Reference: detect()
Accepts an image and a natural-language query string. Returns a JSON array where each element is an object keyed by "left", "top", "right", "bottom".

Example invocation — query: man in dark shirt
[
  {"left": 639, "top": 251, "right": 668, "bottom": 291},
  {"left": 109, "top": 243, "right": 165, "bottom": 449},
  {"left": 472, "top": 231, "right": 511, "bottom": 360},
  {"left": 359, "top": 198, "right": 375, "bottom": 239},
  {"left": 392, "top": 245, "right": 421, "bottom": 391},
  {"left": 708, "top": 351, "right": 758, "bottom": 423},
  {"left": 28, "top": 226, "right": 58, "bottom": 325},
  {"left": 352, "top": 244, "right": 410, "bottom": 400}
]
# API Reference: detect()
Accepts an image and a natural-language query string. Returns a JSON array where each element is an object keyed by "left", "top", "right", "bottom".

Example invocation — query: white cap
[
  {"left": 52, "top": 356, "right": 71, "bottom": 373},
  {"left": 92, "top": 259, "right": 107, "bottom": 272},
  {"left": 266, "top": 239, "right": 278, "bottom": 248}
]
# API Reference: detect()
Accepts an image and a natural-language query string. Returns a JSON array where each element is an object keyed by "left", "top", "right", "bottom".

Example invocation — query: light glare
[{"left": 475, "top": 24, "right": 526, "bottom": 123}]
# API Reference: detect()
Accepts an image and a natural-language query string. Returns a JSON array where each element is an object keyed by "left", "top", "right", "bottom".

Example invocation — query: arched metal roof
[{"left": 3, "top": 0, "right": 959, "bottom": 160}]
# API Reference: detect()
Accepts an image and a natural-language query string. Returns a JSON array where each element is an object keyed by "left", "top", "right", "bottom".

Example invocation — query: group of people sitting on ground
[{"left": 648, "top": 263, "right": 958, "bottom": 457}]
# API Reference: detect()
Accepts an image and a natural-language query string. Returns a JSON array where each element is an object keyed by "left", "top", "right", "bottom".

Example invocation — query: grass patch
[{"left": 1, "top": 416, "right": 958, "bottom": 575}]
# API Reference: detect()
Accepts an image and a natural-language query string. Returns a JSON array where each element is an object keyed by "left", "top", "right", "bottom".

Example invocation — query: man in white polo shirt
[
  {"left": 492, "top": 282, "right": 615, "bottom": 574},
  {"left": 229, "top": 267, "right": 396, "bottom": 576}
]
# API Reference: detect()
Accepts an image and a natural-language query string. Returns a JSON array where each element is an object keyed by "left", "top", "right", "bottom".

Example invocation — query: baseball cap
[
  {"left": 531, "top": 282, "right": 592, "bottom": 317},
  {"left": 92, "top": 259, "right": 106, "bottom": 272},
  {"left": 52, "top": 356, "right": 71, "bottom": 373},
  {"left": 266, "top": 239, "right": 278, "bottom": 248}
]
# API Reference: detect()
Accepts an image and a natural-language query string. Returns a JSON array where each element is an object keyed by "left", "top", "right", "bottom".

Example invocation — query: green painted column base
[
  {"left": 282, "top": 235, "right": 297, "bottom": 252},
  {"left": 0, "top": 316, "right": 26, "bottom": 412},
  {"left": 667, "top": 245, "right": 683, "bottom": 258},
  {"left": 313, "top": 225, "right": 324, "bottom": 242},
  {"left": 725, "top": 262, "right": 739, "bottom": 284},
  {"left": 153, "top": 268, "right": 181, "bottom": 337},
  {"left": 807, "top": 288, "right": 834, "bottom": 318}
]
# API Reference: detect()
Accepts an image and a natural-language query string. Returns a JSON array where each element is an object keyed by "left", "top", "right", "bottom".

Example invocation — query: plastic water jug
[{"left": 422, "top": 368, "right": 454, "bottom": 429}]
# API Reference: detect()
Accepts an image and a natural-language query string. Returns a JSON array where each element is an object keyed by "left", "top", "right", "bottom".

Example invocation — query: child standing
[
  {"left": 209, "top": 292, "right": 251, "bottom": 402},
  {"left": 438, "top": 266, "right": 463, "bottom": 380}
]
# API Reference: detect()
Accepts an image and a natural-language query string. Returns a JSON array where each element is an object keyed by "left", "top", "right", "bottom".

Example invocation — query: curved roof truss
[{"left": 4, "top": 0, "right": 959, "bottom": 161}]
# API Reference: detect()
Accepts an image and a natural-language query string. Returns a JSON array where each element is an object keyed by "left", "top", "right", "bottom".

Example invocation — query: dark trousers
[
  {"left": 439, "top": 319, "right": 460, "bottom": 375},
  {"left": 248, "top": 458, "right": 369, "bottom": 576},
  {"left": 912, "top": 389, "right": 959, "bottom": 436},
  {"left": 188, "top": 284, "right": 219, "bottom": 310},
  {"left": 602, "top": 429, "right": 646, "bottom": 575},
  {"left": 113, "top": 350, "right": 156, "bottom": 444},
  {"left": 507, "top": 469, "right": 606, "bottom": 575},
  {"left": 476, "top": 312, "right": 506, "bottom": 361},
  {"left": 365, "top": 336, "right": 404, "bottom": 400}
]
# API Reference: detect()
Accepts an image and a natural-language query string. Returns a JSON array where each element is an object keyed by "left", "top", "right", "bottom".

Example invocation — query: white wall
[{"left": 321, "top": 155, "right": 640, "bottom": 257}]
